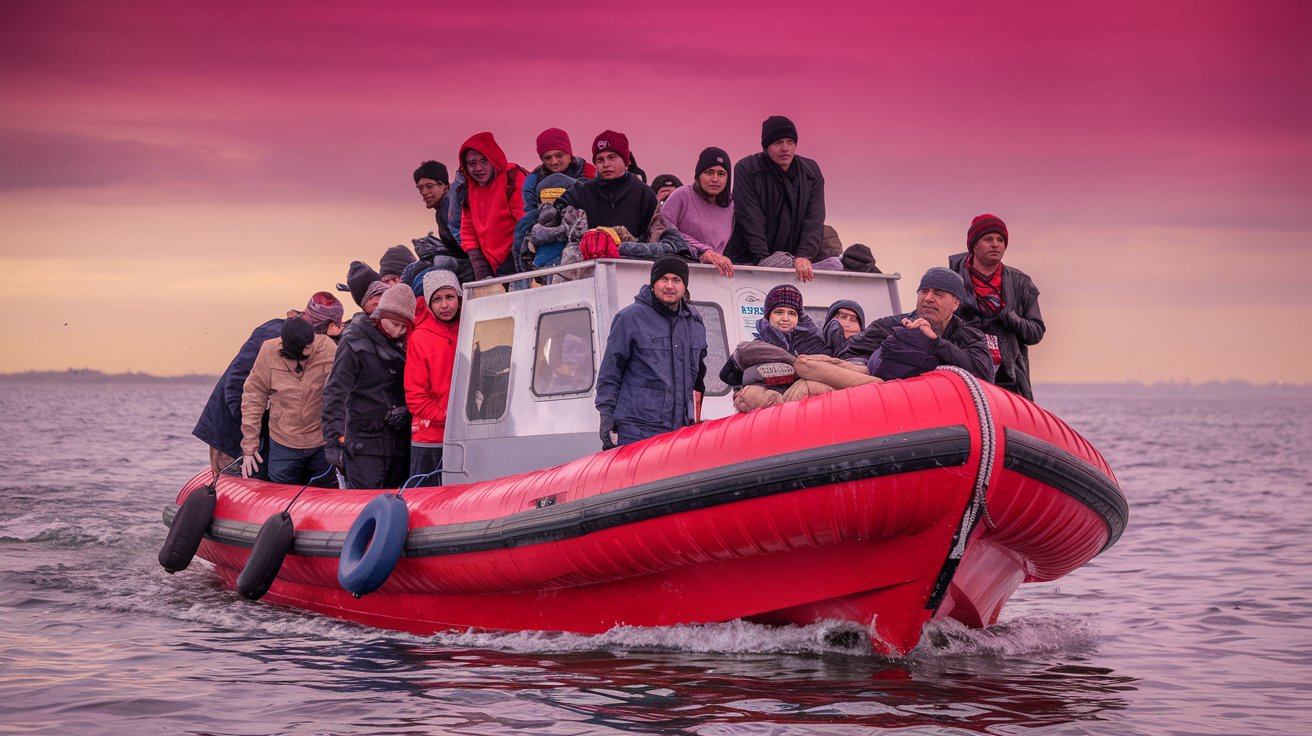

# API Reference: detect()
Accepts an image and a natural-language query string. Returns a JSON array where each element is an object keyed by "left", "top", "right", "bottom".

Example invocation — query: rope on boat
[
  {"left": 925, "top": 365, "right": 998, "bottom": 611},
  {"left": 281, "top": 466, "right": 338, "bottom": 514}
]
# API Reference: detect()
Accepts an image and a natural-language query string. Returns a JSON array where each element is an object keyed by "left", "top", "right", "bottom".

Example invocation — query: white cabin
[{"left": 442, "top": 260, "right": 902, "bottom": 484}]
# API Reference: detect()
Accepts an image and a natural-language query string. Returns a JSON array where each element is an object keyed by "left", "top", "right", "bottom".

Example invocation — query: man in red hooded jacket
[
  {"left": 405, "top": 269, "right": 462, "bottom": 484},
  {"left": 458, "top": 132, "right": 526, "bottom": 280}
]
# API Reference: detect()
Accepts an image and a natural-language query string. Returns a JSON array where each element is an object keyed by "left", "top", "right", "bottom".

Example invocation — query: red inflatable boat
[{"left": 163, "top": 368, "right": 1126, "bottom": 655}]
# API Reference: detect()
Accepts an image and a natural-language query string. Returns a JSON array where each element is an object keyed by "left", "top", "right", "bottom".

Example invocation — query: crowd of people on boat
[{"left": 191, "top": 115, "right": 1045, "bottom": 489}]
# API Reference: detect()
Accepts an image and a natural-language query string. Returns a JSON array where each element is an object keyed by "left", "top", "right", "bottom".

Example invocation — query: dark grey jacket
[
  {"left": 723, "top": 152, "right": 825, "bottom": 264},
  {"left": 839, "top": 312, "right": 995, "bottom": 382},
  {"left": 321, "top": 317, "right": 409, "bottom": 458},
  {"left": 948, "top": 253, "right": 1045, "bottom": 400}
]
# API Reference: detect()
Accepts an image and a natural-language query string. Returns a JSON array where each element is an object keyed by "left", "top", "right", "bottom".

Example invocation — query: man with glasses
[
  {"left": 322, "top": 284, "right": 415, "bottom": 489},
  {"left": 413, "top": 160, "right": 461, "bottom": 251}
]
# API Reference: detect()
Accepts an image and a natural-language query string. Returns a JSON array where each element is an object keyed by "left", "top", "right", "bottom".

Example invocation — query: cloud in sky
[{"left": 1, "top": 0, "right": 1310, "bottom": 381}]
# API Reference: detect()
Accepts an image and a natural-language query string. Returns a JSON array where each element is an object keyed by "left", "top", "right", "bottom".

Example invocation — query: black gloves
[
  {"left": 599, "top": 413, "right": 618, "bottom": 450},
  {"left": 384, "top": 405, "right": 411, "bottom": 431},
  {"left": 325, "top": 445, "right": 345, "bottom": 472}
]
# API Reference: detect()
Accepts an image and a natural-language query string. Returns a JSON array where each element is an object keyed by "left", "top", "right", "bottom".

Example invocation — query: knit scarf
[{"left": 968, "top": 257, "right": 1005, "bottom": 316}]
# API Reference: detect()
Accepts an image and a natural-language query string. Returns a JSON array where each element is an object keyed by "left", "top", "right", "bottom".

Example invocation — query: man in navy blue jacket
[
  {"left": 595, "top": 257, "right": 708, "bottom": 448},
  {"left": 193, "top": 292, "right": 344, "bottom": 479}
]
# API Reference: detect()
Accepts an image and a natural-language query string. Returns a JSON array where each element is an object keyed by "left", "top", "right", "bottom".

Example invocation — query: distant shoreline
[
  {"left": 1, "top": 369, "right": 1308, "bottom": 397},
  {"left": 0, "top": 370, "right": 218, "bottom": 384}
]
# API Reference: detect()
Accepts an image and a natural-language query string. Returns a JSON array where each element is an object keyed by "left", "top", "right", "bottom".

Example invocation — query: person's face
[
  {"left": 834, "top": 308, "right": 861, "bottom": 338},
  {"left": 416, "top": 178, "right": 448, "bottom": 209},
  {"left": 594, "top": 150, "right": 627, "bottom": 180},
  {"left": 652, "top": 273, "right": 687, "bottom": 307},
  {"left": 972, "top": 232, "right": 1008, "bottom": 269},
  {"left": 698, "top": 165, "right": 728, "bottom": 197},
  {"left": 655, "top": 185, "right": 677, "bottom": 202},
  {"left": 463, "top": 151, "right": 494, "bottom": 186},
  {"left": 916, "top": 288, "right": 960, "bottom": 327},
  {"left": 429, "top": 289, "right": 460, "bottom": 322},
  {"left": 326, "top": 320, "right": 344, "bottom": 338},
  {"left": 768, "top": 306, "right": 798, "bottom": 332},
  {"left": 380, "top": 274, "right": 400, "bottom": 286},
  {"left": 766, "top": 138, "right": 796, "bottom": 171},
  {"left": 540, "top": 149, "right": 571, "bottom": 174},
  {"left": 378, "top": 317, "right": 411, "bottom": 340},
  {"left": 363, "top": 294, "right": 382, "bottom": 316}
]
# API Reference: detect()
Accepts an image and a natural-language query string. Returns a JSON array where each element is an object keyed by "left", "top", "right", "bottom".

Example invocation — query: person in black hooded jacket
[{"left": 723, "top": 115, "right": 826, "bottom": 283}]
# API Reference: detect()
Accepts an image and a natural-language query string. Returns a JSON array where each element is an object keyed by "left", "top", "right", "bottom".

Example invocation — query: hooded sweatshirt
[
  {"left": 458, "top": 132, "right": 526, "bottom": 279},
  {"left": 405, "top": 297, "right": 461, "bottom": 444}
]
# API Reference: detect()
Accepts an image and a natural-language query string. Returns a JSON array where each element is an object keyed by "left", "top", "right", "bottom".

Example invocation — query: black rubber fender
[
  {"left": 159, "top": 484, "right": 216, "bottom": 573},
  {"left": 236, "top": 511, "right": 295, "bottom": 600},
  {"left": 337, "top": 493, "right": 409, "bottom": 597}
]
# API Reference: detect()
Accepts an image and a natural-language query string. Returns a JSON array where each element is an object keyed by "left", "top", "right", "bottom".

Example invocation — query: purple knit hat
[
  {"left": 764, "top": 284, "right": 804, "bottom": 315},
  {"left": 301, "top": 291, "right": 344, "bottom": 330}
]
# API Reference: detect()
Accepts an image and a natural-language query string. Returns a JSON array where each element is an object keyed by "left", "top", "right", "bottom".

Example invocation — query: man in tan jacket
[{"left": 240, "top": 318, "right": 337, "bottom": 485}]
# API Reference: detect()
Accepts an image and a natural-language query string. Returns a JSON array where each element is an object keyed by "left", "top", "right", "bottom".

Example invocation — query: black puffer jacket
[
  {"left": 321, "top": 317, "right": 409, "bottom": 458},
  {"left": 723, "top": 152, "right": 825, "bottom": 264},
  {"left": 948, "top": 253, "right": 1045, "bottom": 400}
]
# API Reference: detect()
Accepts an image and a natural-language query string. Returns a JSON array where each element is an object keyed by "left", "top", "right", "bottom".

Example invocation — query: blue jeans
[{"left": 267, "top": 440, "right": 332, "bottom": 486}]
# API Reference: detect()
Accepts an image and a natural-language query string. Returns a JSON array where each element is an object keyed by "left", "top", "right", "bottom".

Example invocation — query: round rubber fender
[
  {"left": 159, "top": 483, "right": 216, "bottom": 573},
  {"left": 236, "top": 511, "right": 295, "bottom": 601},
  {"left": 337, "top": 493, "right": 409, "bottom": 597}
]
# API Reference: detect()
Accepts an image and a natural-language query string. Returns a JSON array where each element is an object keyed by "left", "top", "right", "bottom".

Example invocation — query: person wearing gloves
[
  {"left": 657, "top": 146, "right": 736, "bottom": 278},
  {"left": 321, "top": 283, "right": 415, "bottom": 489},
  {"left": 595, "top": 256, "right": 707, "bottom": 448},
  {"left": 404, "top": 270, "right": 462, "bottom": 484},
  {"left": 239, "top": 317, "right": 337, "bottom": 485},
  {"left": 947, "top": 214, "right": 1045, "bottom": 400}
]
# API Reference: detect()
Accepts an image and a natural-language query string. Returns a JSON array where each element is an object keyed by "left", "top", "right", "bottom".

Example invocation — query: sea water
[{"left": 1, "top": 381, "right": 1309, "bottom": 735}]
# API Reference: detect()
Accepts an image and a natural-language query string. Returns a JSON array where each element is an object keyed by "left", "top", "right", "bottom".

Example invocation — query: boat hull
[{"left": 167, "top": 371, "right": 1125, "bottom": 655}]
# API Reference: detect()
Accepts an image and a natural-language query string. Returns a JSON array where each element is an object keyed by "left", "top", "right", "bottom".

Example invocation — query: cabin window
[
  {"left": 531, "top": 308, "right": 596, "bottom": 398},
  {"left": 691, "top": 301, "right": 731, "bottom": 397},
  {"left": 466, "top": 316, "right": 514, "bottom": 421}
]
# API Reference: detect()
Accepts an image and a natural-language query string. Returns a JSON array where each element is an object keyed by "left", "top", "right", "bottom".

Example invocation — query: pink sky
[{"left": 2, "top": 0, "right": 1309, "bottom": 382}]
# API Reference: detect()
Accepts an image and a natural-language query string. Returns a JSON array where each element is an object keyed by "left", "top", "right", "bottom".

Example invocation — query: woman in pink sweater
[{"left": 659, "top": 146, "right": 736, "bottom": 277}]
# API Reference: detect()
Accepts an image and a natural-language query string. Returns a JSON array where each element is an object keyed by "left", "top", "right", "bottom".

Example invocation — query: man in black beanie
[
  {"left": 595, "top": 255, "right": 707, "bottom": 448},
  {"left": 414, "top": 160, "right": 461, "bottom": 250},
  {"left": 723, "top": 114, "right": 827, "bottom": 283}
]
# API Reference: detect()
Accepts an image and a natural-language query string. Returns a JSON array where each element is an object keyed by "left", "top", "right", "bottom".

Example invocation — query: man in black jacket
[
  {"left": 557, "top": 130, "right": 657, "bottom": 240},
  {"left": 723, "top": 115, "right": 826, "bottom": 282},
  {"left": 795, "top": 268, "right": 994, "bottom": 388},
  {"left": 322, "top": 284, "right": 414, "bottom": 489},
  {"left": 948, "top": 214, "right": 1045, "bottom": 400}
]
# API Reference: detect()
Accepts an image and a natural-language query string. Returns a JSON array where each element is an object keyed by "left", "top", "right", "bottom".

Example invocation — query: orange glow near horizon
[{"left": 2, "top": 1, "right": 1310, "bottom": 383}]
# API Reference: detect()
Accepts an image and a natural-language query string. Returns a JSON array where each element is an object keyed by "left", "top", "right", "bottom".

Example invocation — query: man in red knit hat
[
  {"left": 556, "top": 130, "right": 658, "bottom": 240},
  {"left": 948, "top": 214, "right": 1045, "bottom": 400}
]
